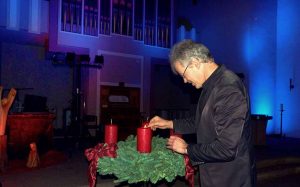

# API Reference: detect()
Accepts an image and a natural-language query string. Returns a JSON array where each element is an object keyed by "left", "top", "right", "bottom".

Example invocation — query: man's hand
[
  {"left": 167, "top": 136, "right": 188, "bottom": 155},
  {"left": 148, "top": 116, "right": 173, "bottom": 131}
]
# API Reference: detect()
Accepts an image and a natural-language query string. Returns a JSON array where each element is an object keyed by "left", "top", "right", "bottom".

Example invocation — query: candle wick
[{"left": 111, "top": 118, "right": 112, "bottom": 124}]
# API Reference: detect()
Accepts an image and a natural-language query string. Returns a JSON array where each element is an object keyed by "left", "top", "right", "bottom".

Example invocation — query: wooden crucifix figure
[
  {"left": 0, "top": 86, "right": 17, "bottom": 135},
  {"left": 0, "top": 86, "right": 16, "bottom": 172}
]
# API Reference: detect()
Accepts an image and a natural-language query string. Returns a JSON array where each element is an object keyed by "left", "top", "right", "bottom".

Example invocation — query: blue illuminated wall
[
  {"left": 243, "top": 2, "right": 277, "bottom": 134},
  {"left": 176, "top": 0, "right": 300, "bottom": 138},
  {"left": 175, "top": 0, "right": 278, "bottom": 134},
  {"left": 276, "top": 0, "right": 300, "bottom": 138}
]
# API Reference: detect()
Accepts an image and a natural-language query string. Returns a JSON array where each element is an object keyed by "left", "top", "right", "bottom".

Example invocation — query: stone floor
[{"left": 1, "top": 135, "right": 300, "bottom": 187}]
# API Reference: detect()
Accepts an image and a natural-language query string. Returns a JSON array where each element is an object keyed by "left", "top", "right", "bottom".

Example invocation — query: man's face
[{"left": 174, "top": 60, "right": 206, "bottom": 89}]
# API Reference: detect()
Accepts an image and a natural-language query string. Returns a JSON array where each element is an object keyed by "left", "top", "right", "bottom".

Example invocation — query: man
[{"left": 149, "top": 40, "right": 255, "bottom": 187}]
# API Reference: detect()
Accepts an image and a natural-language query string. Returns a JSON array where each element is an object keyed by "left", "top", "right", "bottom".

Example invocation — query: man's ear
[{"left": 190, "top": 57, "right": 201, "bottom": 69}]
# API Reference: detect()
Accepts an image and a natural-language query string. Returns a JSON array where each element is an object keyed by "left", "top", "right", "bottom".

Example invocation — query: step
[{"left": 257, "top": 157, "right": 300, "bottom": 181}]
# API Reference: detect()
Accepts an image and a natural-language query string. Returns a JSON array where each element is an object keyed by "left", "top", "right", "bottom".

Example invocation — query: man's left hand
[{"left": 166, "top": 136, "right": 188, "bottom": 155}]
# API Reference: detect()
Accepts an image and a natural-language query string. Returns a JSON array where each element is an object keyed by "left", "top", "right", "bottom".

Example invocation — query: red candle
[
  {"left": 170, "top": 129, "right": 182, "bottom": 138},
  {"left": 105, "top": 123, "right": 118, "bottom": 144},
  {"left": 141, "top": 121, "right": 149, "bottom": 128},
  {"left": 137, "top": 122, "right": 152, "bottom": 153}
]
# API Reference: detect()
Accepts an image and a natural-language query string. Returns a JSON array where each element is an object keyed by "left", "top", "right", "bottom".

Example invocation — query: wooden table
[{"left": 7, "top": 112, "right": 55, "bottom": 158}]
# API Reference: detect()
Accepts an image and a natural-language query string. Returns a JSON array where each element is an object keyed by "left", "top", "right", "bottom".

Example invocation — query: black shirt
[{"left": 174, "top": 64, "right": 255, "bottom": 187}]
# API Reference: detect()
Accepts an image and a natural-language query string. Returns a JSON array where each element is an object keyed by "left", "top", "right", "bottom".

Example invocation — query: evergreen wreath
[{"left": 98, "top": 135, "right": 185, "bottom": 184}]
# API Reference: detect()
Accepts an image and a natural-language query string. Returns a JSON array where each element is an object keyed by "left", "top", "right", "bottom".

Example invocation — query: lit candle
[
  {"left": 137, "top": 121, "right": 152, "bottom": 153},
  {"left": 170, "top": 129, "right": 182, "bottom": 138},
  {"left": 104, "top": 119, "right": 118, "bottom": 144}
]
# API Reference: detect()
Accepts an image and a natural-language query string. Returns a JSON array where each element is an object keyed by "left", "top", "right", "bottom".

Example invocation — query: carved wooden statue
[
  {"left": 0, "top": 86, "right": 16, "bottom": 172},
  {"left": 26, "top": 142, "right": 40, "bottom": 168},
  {"left": 0, "top": 86, "right": 17, "bottom": 135}
]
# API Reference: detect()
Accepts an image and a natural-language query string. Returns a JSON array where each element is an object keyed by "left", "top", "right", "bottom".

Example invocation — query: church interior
[{"left": 1, "top": 0, "right": 300, "bottom": 186}]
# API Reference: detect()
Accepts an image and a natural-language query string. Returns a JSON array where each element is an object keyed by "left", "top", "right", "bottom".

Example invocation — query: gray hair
[{"left": 169, "top": 40, "right": 214, "bottom": 74}]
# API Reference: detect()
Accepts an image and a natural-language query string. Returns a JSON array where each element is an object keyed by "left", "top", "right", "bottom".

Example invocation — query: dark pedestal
[{"left": 251, "top": 114, "right": 272, "bottom": 146}]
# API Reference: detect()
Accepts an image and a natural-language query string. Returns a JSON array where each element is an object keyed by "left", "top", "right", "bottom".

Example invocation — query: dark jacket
[{"left": 174, "top": 65, "right": 255, "bottom": 187}]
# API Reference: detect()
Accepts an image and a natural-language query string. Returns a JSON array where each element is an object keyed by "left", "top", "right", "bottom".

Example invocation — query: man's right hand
[{"left": 148, "top": 116, "right": 173, "bottom": 131}]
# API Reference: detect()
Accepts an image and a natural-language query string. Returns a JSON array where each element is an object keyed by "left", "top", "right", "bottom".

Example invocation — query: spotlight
[
  {"left": 79, "top": 54, "right": 90, "bottom": 63},
  {"left": 66, "top": 52, "right": 76, "bottom": 65},
  {"left": 94, "top": 55, "right": 104, "bottom": 65},
  {"left": 52, "top": 52, "right": 66, "bottom": 64}
]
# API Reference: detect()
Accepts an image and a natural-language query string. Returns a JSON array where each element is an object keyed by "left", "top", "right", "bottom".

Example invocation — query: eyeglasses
[{"left": 182, "top": 63, "right": 191, "bottom": 78}]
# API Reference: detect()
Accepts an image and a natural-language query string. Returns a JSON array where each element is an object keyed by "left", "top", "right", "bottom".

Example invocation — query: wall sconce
[{"left": 290, "top": 78, "right": 294, "bottom": 91}]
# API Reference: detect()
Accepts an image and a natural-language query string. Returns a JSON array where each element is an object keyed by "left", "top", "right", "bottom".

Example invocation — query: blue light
[
  {"left": 276, "top": 0, "right": 300, "bottom": 137},
  {"left": 243, "top": 7, "right": 276, "bottom": 134},
  {"left": 244, "top": 28, "right": 264, "bottom": 65},
  {"left": 29, "top": 0, "right": 41, "bottom": 33},
  {"left": 277, "top": 1, "right": 297, "bottom": 44},
  {"left": 7, "top": 0, "right": 20, "bottom": 30},
  {"left": 241, "top": 0, "right": 300, "bottom": 137}
]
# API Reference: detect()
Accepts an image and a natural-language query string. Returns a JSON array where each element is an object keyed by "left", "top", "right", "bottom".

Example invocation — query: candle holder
[{"left": 97, "top": 136, "right": 186, "bottom": 185}]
